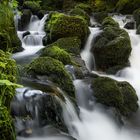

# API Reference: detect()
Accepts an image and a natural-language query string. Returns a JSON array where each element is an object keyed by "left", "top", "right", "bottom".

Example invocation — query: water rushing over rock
[{"left": 12, "top": 12, "right": 140, "bottom": 140}]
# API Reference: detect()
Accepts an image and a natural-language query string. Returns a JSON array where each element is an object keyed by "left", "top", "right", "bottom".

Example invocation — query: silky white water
[
  {"left": 62, "top": 15, "right": 140, "bottom": 140},
  {"left": 13, "top": 13, "right": 140, "bottom": 140},
  {"left": 13, "top": 14, "right": 48, "bottom": 59}
]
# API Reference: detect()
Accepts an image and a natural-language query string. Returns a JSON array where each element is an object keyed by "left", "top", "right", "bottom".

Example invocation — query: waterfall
[
  {"left": 12, "top": 11, "right": 140, "bottom": 140},
  {"left": 81, "top": 27, "right": 101, "bottom": 71},
  {"left": 13, "top": 14, "right": 48, "bottom": 61}
]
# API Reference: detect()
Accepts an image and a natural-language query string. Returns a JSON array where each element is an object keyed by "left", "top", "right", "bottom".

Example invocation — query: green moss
[
  {"left": 40, "top": 0, "right": 64, "bottom": 11},
  {"left": 0, "top": 4, "right": 21, "bottom": 52},
  {"left": 115, "top": 0, "right": 140, "bottom": 14},
  {"left": 102, "top": 17, "right": 119, "bottom": 28},
  {"left": 0, "top": 104, "right": 16, "bottom": 140},
  {"left": 45, "top": 12, "right": 89, "bottom": 44},
  {"left": 92, "top": 18, "right": 131, "bottom": 73},
  {"left": 0, "top": 50, "right": 17, "bottom": 83},
  {"left": 48, "top": 37, "right": 81, "bottom": 55},
  {"left": 75, "top": 3, "right": 92, "bottom": 14},
  {"left": 27, "top": 57, "right": 75, "bottom": 97},
  {"left": 69, "top": 8, "right": 90, "bottom": 24},
  {"left": 0, "top": 80, "right": 22, "bottom": 108},
  {"left": 41, "top": 46, "right": 72, "bottom": 65},
  {"left": 23, "top": 1, "right": 41, "bottom": 14},
  {"left": 92, "top": 77, "right": 138, "bottom": 116}
]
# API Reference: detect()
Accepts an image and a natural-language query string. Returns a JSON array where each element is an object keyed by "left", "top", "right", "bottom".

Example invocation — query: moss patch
[{"left": 41, "top": 46, "right": 72, "bottom": 65}]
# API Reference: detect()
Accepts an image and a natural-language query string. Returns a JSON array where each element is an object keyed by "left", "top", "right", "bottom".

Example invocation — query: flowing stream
[{"left": 12, "top": 13, "right": 140, "bottom": 140}]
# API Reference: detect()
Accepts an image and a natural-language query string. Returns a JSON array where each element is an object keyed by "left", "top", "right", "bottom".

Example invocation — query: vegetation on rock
[
  {"left": 92, "top": 17, "right": 131, "bottom": 74},
  {"left": 40, "top": 46, "right": 73, "bottom": 65},
  {"left": 92, "top": 77, "right": 139, "bottom": 116},
  {"left": 26, "top": 57, "right": 75, "bottom": 97},
  {"left": 45, "top": 12, "right": 89, "bottom": 44}
]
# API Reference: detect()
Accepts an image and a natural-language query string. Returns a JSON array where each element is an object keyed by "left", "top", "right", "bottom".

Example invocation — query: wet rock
[
  {"left": 45, "top": 12, "right": 89, "bottom": 44},
  {"left": 18, "top": 9, "right": 32, "bottom": 31},
  {"left": 92, "top": 17, "right": 131, "bottom": 74},
  {"left": 124, "top": 21, "right": 135, "bottom": 29},
  {"left": 91, "top": 76, "right": 139, "bottom": 116},
  {"left": 26, "top": 57, "right": 75, "bottom": 97},
  {"left": 37, "top": 10, "right": 46, "bottom": 19},
  {"left": 22, "top": 31, "right": 30, "bottom": 38},
  {"left": 11, "top": 87, "right": 68, "bottom": 133}
]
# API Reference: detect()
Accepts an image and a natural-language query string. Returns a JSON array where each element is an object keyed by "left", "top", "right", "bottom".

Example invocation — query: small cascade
[
  {"left": 81, "top": 27, "right": 101, "bottom": 71},
  {"left": 13, "top": 14, "right": 48, "bottom": 62}
]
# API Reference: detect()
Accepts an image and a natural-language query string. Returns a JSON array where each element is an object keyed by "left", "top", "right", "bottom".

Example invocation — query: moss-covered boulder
[
  {"left": 0, "top": 4, "right": 21, "bottom": 52},
  {"left": 92, "top": 77, "right": 139, "bottom": 116},
  {"left": 0, "top": 104, "right": 16, "bottom": 140},
  {"left": 40, "top": 46, "right": 72, "bottom": 65},
  {"left": 92, "top": 17, "right": 131, "bottom": 74},
  {"left": 43, "top": 37, "right": 81, "bottom": 55},
  {"left": 69, "top": 8, "right": 90, "bottom": 24},
  {"left": 23, "top": 1, "right": 41, "bottom": 15},
  {"left": 45, "top": 12, "right": 89, "bottom": 44},
  {"left": 26, "top": 57, "right": 75, "bottom": 97}
]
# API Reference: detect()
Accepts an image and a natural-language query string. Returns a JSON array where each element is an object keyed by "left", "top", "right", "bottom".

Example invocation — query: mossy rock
[
  {"left": 27, "top": 57, "right": 75, "bottom": 97},
  {"left": 92, "top": 77, "right": 138, "bottom": 116},
  {"left": 43, "top": 37, "right": 81, "bottom": 55},
  {"left": 115, "top": 0, "right": 140, "bottom": 14},
  {"left": 0, "top": 104, "right": 16, "bottom": 140},
  {"left": 75, "top": 3, "right": 92, "bottom": 14},
  {"left": 23, "top": 1, "right": 41, "bottom": 15},
  {"left": 102, "top": 16, "right": 119, "bottom": 28},
  {"left": 69, "top": 8, "right": 90, "bottom": 25},
  {"left": 92, "top": 17, "right": 131, "bottom": 73},
  {"left": 45, "top": 12, "right": 89, "bottom": 44},
  {"left": 40, "top": 46, "right": 72, "bottom": 65}
]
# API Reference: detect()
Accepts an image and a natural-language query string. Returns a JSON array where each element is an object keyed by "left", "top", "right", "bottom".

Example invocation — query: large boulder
[
  {"left": 26, "top": 57, "right": 75, "bottom": 97},
  {"left": 91, "top": 77, "right": 139, "bottom": 116},
  {"left": 45, "top": 12, "right": 89, "bottom": 44},
  {"left": 92, "top": 17, "right": 131, "bottom": 74},
  {"left": 43, "top": 37, "right": 81, "bottom": 55}
]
